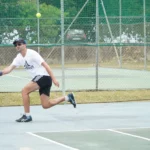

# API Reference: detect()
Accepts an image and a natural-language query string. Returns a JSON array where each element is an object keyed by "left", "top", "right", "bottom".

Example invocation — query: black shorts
[{"left": 32, "top": 75, "right": 52, "bottom": 96}]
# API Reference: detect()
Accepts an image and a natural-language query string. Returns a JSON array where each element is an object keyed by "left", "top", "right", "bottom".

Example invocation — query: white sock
[
  {"left": 25, "top": 113, "right": 31, "bottom": 116},
  {"left": 65, "top": 95, "right": 69, "bottom": 101}
]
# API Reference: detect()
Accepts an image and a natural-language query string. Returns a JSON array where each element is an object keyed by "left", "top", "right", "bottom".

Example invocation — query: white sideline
[
  {"left": 108, "top": 129, "right": 150, "bottom": 141},
  {"left": 8, "top": 74, "right": 30, "bottom": 80},
  {"left": 20, "top": 147, "right": 33, "bottom": 150},
  {"left": 27, "top": 132, "right": 79, "bottom": 150}
]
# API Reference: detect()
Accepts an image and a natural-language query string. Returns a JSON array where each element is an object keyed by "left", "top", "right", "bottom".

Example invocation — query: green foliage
[
  {"left": 98, "top": 0, "right": 150, "bottom": 17},
  {"left": 0, "top": 0, "right": 150, "bottom": 44},
  {"left": 18, "top": 1, "right": 37, "bottom": 18},
  {"left": 39, "top": 0, "right": 60, "bottom": 7},
  {"left": 39, "top": 3, "right": 61, "bottom": 43},
  {"left": 0, "top": 0, "right": 61, "bottom": 44},
  {"left": 0, "top": 0, "right": 18, "bottom": 3}
]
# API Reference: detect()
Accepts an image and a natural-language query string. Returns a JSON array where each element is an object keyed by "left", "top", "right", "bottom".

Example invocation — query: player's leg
[
  {"left": 38, "top": 76, "right": 76, "bottom": 108},
  {"left": 40, "top": 85, "right": 76, "bottom": 109},
  {"left": 16, "top": 81, "right": 39, "bottom": 122},
  {"left": 21, "top": 81, "right": 39, "bottom": 113},
  {"left": 40, "top": 93, "right": 66, "bottom": 109}
]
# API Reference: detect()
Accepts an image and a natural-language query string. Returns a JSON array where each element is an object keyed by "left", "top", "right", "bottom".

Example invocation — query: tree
[{"left": 0, "top": 0, "right": 61, "bottom": 44}]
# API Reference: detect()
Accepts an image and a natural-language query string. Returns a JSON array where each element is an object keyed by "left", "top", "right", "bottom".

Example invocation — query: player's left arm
[{"left": 41, "top": 61, "right": 59, "bottom": 87}]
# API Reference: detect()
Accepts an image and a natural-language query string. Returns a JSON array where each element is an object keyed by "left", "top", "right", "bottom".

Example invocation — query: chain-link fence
[{"left": 0, "top": 0, "right": 150, "bottom": 93}]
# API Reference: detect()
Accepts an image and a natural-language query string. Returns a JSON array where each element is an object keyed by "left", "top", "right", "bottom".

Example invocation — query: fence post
[
  {"left": 36, "top": 0, "right": 40, "bottom": 53},
  {"left": 61, "top": 0, "right": 65, "bottom": 95},
  {"left": 143, "top": 0, "right": 147, "bottom": 70},
  {"left": 95, "top": 0, "right": 99, "bottom": 90}
]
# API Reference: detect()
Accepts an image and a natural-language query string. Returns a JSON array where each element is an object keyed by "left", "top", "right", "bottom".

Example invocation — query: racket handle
[{"left": 0, "top": 71, "right": 3, "bottom": 76}]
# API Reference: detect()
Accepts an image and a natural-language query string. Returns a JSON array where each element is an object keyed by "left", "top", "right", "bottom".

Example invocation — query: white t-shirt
[{"left": 11, "top": 49, "right": 49, "bottom": 78}]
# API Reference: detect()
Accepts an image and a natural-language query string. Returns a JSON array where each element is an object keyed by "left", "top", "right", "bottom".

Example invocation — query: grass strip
[{"left": 0, "top": 90, "right": 150, "bottom": 107}]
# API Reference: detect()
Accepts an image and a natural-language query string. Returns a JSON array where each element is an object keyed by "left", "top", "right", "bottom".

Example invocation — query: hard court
[
  {"left": 0, "top": 101, "right": 150, "bottom": 150},
  {"left": 0, "top": 67, "right": 150, "bottom": 150}
]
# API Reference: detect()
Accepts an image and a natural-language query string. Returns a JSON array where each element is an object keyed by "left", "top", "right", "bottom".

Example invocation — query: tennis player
[{"left": 0, "top": 38, "right": 76, "bottom": 122}]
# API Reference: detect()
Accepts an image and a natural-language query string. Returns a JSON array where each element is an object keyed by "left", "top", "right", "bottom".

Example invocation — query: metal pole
[
  {"left": 61, "top": 0, "right": 65, "bottom": 95},
  {"left": 37, "top": 0, "right": 40, "bottom": 53},
  {"left": 119, "top": 0, "right": 122, "bottom": 68},
  {"left": 100, "top": 0, "right": 121, "bottom": 67},
  {"left": 143, "top": 0, "right": 147, "bottom": 69},
  {"left": 45, "top": 0, "right": 89, "bottom": 61},
  {"left": 96, "top": 0, "right": 99, "bottom": 90}
]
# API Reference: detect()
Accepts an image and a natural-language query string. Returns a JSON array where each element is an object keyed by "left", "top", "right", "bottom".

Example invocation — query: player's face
[{"left": 15, "top": 43, "right": 26, "bottom": 52}]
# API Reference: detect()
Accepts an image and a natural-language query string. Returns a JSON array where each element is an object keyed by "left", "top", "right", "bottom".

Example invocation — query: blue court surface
[{"left": 0, "top": 101, "right": 150, "bottom": 150}]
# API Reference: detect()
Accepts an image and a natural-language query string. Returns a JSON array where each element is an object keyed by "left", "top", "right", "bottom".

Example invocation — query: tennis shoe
[
  {"left": 16, "top": 115, "right": 32, "bottom": 122},
  {"left": 68, "top": 93, "right": 76, "bottom": 108}
]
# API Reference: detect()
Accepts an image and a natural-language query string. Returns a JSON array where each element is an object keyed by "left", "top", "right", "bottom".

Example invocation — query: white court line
[
  {"left": 0, "top": 75, "right": 30, "bottom": 87},
  {"left": 7, "top": 74, "right": 30, "bottom": 80},
  {"left": 108, "top": 129, "right": 150, "bottom": 141},
  {"left": 27, "top": 132, "right": 79, "bottom": 150},
  {"left": 29, "top": 126, "right": 150, "bottom": 133},
  {"left": 26, "top": 127, "right": 150, "bottom": 150},
  {"left": 20, "top": 147, "right": 33, "bottom": 150}
]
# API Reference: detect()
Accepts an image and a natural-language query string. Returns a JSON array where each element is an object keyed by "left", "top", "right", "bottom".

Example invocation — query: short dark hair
[{"left": 13, "top": 38, "right": 26, "bottom": 45}]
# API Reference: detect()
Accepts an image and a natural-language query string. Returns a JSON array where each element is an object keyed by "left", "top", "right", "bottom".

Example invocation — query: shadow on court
[{"left": 0, "top": 101, "right": 150, "bottom": 150}]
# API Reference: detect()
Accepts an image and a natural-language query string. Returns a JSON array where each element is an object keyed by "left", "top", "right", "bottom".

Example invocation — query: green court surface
[
  {"left": 0, "top": 67, "right": 150, "bottom": 92},
  {"left": 30, "top": 128, "right": 150, "bottom": 150}
]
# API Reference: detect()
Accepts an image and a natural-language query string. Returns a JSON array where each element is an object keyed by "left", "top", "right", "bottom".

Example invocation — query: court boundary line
[
  {"left": 27, "top": 126, "right": 150, "bottom": 133},
  {"left": 108, "top": 129, "right": 150, "bottom": 141},
  {"left": 27, "top": 132, "right": 79, "bottom": 150},
  {"left": 19, "top": 147, "right": 33, "bottom": 150},
  {"left": 0, "top": 75, "right": 30, "bottom": 88},
  {"left": 7, "top": 74, "right": 30, "bottom": 80},
  {"left": 27, "top": 127, "right": 150, "bottom": 149}
]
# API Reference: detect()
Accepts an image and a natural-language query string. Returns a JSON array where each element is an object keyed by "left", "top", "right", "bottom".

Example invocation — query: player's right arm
[
  {"left": 0, "top": 54, "right": 21, "bottom": 76},
  {"left": 0, "top": 65, "right": 16, "bottom": 76}
]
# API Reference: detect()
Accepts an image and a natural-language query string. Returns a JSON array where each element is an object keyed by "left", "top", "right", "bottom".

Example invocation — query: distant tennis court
[{"left": 0, "top": 67, "right": 150, "bottom": 92}]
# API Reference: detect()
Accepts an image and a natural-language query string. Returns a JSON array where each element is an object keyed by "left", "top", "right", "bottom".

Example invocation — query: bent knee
[
  {"left": 21, "top": 88, "right": 29, "bottom": 95},
  {"left": 42, "top": 104, "right": 50, "bottom": 109},
  {"left": 41, "top": 101, "right": 53, "bottom": 109}
]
